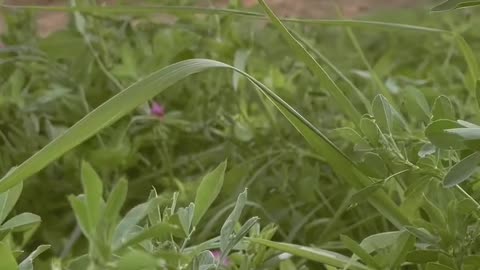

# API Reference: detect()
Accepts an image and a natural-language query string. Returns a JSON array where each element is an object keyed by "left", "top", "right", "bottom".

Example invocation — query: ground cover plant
[{"left": 2, "top": 0, "right": 480, "bottom": 269}]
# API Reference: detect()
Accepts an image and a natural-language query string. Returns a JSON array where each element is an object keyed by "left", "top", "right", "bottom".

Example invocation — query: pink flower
[
  {"left": 150, "top": 102, "right": 165, "bottom": 118},
  {"left": 211, "top": 250, "right": 230, "bottom": 266}
]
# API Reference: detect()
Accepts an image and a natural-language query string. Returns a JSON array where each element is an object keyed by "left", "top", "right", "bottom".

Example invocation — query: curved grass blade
[
  {"left": 341, "top": 235, "right": 381, "bottom": 269},
  {"left": 0, "top": 59, "right": 409, "bottom": 228},
  {"left": 258, "top": 0, "right": 361, "bottom": 125},
  {"left": 291, "top": 30, "right": 371, "bottom": 112},
  {"left": 0, "top": 60, "right": 231, "bottom": 192}
]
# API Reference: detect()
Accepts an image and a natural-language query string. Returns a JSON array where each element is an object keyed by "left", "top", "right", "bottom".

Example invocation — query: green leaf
[
  {"left": 431, "top": 95, "right": 454, "bottom": 121},
  {"left": 1, "top": 213, "right": 41, "bottom": 232},
  {"left": 68, "top": 195, "right": 91, "bottom": 237},
  {"left": 221, "top": 190, "right": 247, "bottom": 252},
  {"left": 177, "top": 203, "right": 195, "bottom": 235},
  {"left": 446, "top": 127, "right": 480, "bottom": 140},
  {"left": 388, "top": 231, "right": 415, "bottom": 269},
  {"left": 0, "top": 182, "right": 23, "bottom": 224},
  {"left": 193, "top": 251, "right": 216, "bottom": 270},
  {"left": 81, "top": 161, "right": 104, "bottom": 231},
  {"left": 432, "top": 0, "right": 480, "bottom": 11},
  {"left": 418, "top": 143, "right": 436, "bottom": 158},
  {"left": 221, "top": 216, "right": 259, "bottom": 263},
  {"left": 250, "top": 238, "right": 368, "bottom": 270},
  {"left": 457, "top": 120, "right": 480, "bottom": 128},
  {"left": 113, "top": 197, "right": 162, "bottom": 249},
  {"left": 444, "top": 152, "right": 480, "bottom": 187},
  {"left": 360, "top": 117, "right": 381, "bottom": 145},
  {"left": 372, "top": 95, "right": 394, "bottom": 133},
  {"left": 0, "top": 242, "right": 17, "bottom": 270},
  {"left": 332, "top": 127, "right": 369, "bottom": 146},
  {"left": 425, "top": 119, "right": 466, "bottom": 149},
  {"left": 117, "top": 250, "right": 159, "bottom": 270},
  {"left": 114, "top": 222, "right": 181, "bottom": 252},
  {"left": 101, "top": 178, "right": 128, "bottom": 241},
  {"left": 258, "top": 0, "right": 361, "bottom": 125},
  {"left": 70, "top": 0, "right": 87, "bottom": 35},
  {"left": 404, "top": 87, "right": 430, "bottom": 121},
  {"left": 340, "top": 235, "right": 381, "bottom": 269},
  {"left": 19, "top": 245, "right": 51, "bottom": 270},
  {"left": 193, "top": 161, "right": 227, "bottom": 226},
  {"left": 359, "top": 231, "right": 405, "bottom": 253},
  {"left": 147, "top": 189, "right": 161, "bottom": 226}
]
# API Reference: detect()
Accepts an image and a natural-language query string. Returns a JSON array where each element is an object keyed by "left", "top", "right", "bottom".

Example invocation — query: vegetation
[{"left": 1, "top": 0, "right": 480, "bottom": 269}]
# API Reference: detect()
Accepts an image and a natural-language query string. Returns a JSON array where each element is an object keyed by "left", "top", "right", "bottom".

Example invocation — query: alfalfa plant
[{"left": 62, "top": 160, "right": 261, "bottom": 270}]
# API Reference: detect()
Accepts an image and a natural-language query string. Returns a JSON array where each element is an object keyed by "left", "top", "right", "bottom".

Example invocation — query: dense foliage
[{"left": 2, "top": 0, "right": 480, "bottom": 269}]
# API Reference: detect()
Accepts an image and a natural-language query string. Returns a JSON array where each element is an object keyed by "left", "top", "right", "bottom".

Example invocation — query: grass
[{"left": 2, "top": 0, "right": 480, "bottom": 269}]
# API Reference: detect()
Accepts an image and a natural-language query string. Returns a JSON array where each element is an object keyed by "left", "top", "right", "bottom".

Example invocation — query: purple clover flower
[
  {"left": 150, "top": 102, "right": 165, "bottom": 118},
  {"left": 211, "top": 250, "right": 230, "bottom": 266}
]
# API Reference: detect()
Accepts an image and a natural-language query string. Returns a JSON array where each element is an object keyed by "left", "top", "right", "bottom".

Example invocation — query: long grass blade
[
  {"left": 0, "top": 59, "right": 409, "bottom": 229},
  {"left": 258, "top": 0, "right": 361, "bottom": 124},
  {"left": 291, "top": 30, "right": 371, "bottom": 113}
]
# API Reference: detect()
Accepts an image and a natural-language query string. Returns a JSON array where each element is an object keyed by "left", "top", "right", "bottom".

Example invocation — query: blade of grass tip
[
  {"left": 0, "top": 59, "right": 409, "bottom": 228},
  {"left": 291, "top": 30, "right": 371, "bottom": 113},
  {"left": 258, "top": 0, "right": 361, "bottom": 125}
]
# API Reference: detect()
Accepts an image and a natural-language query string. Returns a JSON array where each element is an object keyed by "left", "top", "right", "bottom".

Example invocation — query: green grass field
[{"left": 1, "top": 0, "right": 480, "bottom": 269}]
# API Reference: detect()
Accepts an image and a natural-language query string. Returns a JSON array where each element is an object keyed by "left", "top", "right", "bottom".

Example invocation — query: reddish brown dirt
[{"left": 0, "top": 0, "right": 428, "bottom": 38}]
